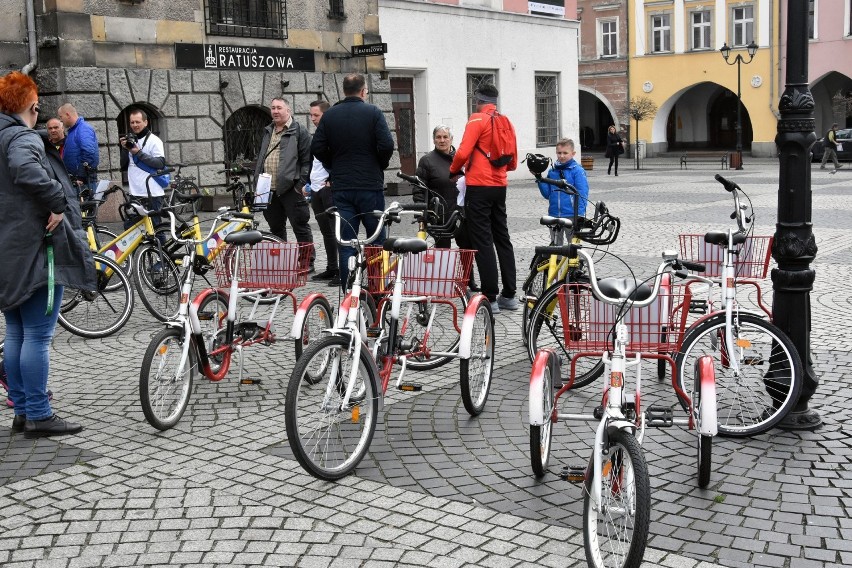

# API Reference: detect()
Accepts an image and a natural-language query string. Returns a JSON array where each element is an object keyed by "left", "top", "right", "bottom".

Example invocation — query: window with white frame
[
  {"left": 691, "top": 10, "right": 711, "bottom": 50},
  {"left": 808, "top": 0, "right": 816, "bottom": 39},
  {"left": 467, "top": 72, "right": 497, "bottom": 116},
  {"left": 535, "top": 74, "right": 559, "bottom": 147},
  {"left": 732, "top": 5, "right": 754, "bottom": 46},
  {"left": 651, "top": 14, "right": 671, "bottom": 53},
  {"left": 599, "top": 19, "right": 618, "bottom": 57}
]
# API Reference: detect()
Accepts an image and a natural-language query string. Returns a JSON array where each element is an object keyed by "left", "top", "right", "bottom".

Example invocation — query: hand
[{"left": 46, "top": 212, "right": 63, "bottom": 232}]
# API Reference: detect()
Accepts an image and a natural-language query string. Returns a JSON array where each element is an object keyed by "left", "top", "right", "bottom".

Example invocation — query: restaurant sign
[{"left": 175, "top": 44, "right": 316, "bottom": 72}]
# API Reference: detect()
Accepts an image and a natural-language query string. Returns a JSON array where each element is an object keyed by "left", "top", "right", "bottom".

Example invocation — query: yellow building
[{"left": 628, "top": 0, "right": 781, "bottom": 159}]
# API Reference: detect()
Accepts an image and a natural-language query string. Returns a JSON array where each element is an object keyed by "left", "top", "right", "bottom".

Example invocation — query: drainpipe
[{"left": 21, "top": 0, "right": 38, "bottom": 75}]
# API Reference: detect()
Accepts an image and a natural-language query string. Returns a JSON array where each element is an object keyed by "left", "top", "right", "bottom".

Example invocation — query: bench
[{"left": 680, "top": 152, "right": 729, "bottom": 170}]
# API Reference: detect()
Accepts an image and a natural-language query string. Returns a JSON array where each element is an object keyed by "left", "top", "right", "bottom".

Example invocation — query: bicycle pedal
[
  {"left": 398, "top": 383, "right": 422, "bottom": 392},
  {"left": 742, "top": 355, "right": 764, "bottom": 366},
  {"left": 366, "top": 327, "right": 381, "bottom": 339},
  {"left": 646, "top": 405, "right": 674, "bottom": 427},
  {"left": 240, "top": 378, "right": 261, "bottom": 385},
  {"left": 689, "top": 299, "right": 708, "bottom": 315},
  {"left": 560, "top": 465, "right": 585, "bottom": 483}
]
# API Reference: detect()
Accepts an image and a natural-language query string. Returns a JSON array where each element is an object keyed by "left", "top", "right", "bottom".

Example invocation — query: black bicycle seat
[
  {"left": 540, "top": 216, "right": 573, "bottom": 229},
  {"left": 597, "top": 278, "right": 653, "bottom": 302},
  {"left": 225, "top": 230, "right": 264, "bottom": 246},
  {"left": 384, "top": 237, "right": 427, "bottom": 254},
  {"left": 704, "top": 231, "right": 747, "bottom": 246}
]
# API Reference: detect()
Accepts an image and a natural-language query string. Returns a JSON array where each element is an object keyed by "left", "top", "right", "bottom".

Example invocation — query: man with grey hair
[{"left": 253, "top": 97, "right": 315, "bottom": 269}]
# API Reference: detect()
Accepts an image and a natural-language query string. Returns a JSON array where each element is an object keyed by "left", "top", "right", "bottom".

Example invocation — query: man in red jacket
[{"left": 450, "top": 84, "right": 519, "bottom": 313}]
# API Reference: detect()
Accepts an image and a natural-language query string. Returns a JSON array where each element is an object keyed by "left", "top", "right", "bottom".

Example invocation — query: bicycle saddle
[
  {"left": 383, "top": 237, "right": 428, "bottom": 254},
  {"left": 225, "top": 230, "right": 264, "bottom": 246},
  {"left": 597, "top": 278, "right": 653, "bottom": 302},
  {"left": 704, "top": 231, "right": 747, "bottom": 246},
  {"left": 540, "top": 216, "right": 573, "bottom": 229}
]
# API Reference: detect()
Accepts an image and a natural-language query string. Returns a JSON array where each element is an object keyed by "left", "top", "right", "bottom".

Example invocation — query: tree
[{"left": 627, "top": 97, "right": 657, "bottom": 169}]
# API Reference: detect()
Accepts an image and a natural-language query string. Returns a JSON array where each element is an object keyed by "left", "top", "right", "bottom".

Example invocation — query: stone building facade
[{"left": 3, "top": 0, "right": 393, "bottom": 190}]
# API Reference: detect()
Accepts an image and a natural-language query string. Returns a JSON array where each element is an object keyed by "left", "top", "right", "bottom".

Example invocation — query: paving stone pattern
[{"left": 0, "top": 160, "right": 850, "bottom": 567}]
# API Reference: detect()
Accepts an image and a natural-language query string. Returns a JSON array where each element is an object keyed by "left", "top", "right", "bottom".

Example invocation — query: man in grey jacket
[{"left": 254, "top": 97, "right": 315, "bottom": 268}]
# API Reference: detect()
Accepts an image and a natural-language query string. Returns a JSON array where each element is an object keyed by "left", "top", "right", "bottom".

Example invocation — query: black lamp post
[{"left": 720, "top": 40, "right": 758, "bottom": 170}]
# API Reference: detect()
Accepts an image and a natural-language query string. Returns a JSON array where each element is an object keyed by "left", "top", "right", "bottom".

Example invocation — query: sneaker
[
  {"left": 24, "top": 415, "right": 83, "bottom": 438},
  {"left": 468, "top": 281, "right": 481, "bottom": 293},
  {"left": 837, "top": 164, "right": 844, "bottom": 169},
  {"left": 498, "top": 295, "right": 520, "bottom": 310},
  {"left": 820, "top": 165, "right": 826, "bottom": 169},
  {"left": 328, "top": 275, "right": 341, "bottom": 287},
  {"left": 312, "top": 268, "right": 337, "bottom": 281},
  {"left": 489, "top": 300, "right": 500, "bottom": 315},
  {"left": 11, "top": 414, "right": 26, "bottom": 433}
]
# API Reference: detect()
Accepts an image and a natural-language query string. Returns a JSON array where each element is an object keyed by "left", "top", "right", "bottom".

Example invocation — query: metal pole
[
  {"left": 735, "top": 57, "right": 743, "bottom": 170},
  {"left": 773, "top": 0, "right": 820, "bottom": 430}
]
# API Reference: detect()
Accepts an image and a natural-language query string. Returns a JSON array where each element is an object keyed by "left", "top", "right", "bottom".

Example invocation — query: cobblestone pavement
[{"left": 1, "top": 160, "right": 850, "bottom": 567}]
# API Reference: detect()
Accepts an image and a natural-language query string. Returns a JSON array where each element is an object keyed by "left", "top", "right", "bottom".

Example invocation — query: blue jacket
[
  {"left": 537, "top": 159, "right": 589, "bottom": 219},
  {"left": 311, "top": 96, "right": 394, "bottom": 192},
  {"left": 62, "top": 117, "right": 99, "bottom": 178}
]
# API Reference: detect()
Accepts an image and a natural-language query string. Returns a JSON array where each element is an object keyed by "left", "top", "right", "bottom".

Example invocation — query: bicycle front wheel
[
  {"left": 530, "top": 351, "right": 556, "bottom": 478},
  {"left": 285, "top": 335, "right": 379, "bottom": 480},
  {"left": 133, "top": 242, "right": 182, "bottom": 321},
  {"left": 526, "top": 282, "right": 605, "bottom": 388},
  {"left": 140, "top": 327, "right": 196, "bottom": 430},
  {"left": 675, "top": 312, "right": 803, "bottom": 437},
  {"left": 58, "top": 254, "right": 135, "bottom": 339},
  {"left": 583, "top": 428, "right": 650, "bottom": 568},
  {"left": 460, "top": 299, "right": 494, "bottom": 416}
]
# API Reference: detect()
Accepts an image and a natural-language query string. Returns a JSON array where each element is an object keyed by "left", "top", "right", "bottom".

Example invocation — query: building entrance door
[{"left": 391, "top": 78, "right": 416, "bottom": 174}]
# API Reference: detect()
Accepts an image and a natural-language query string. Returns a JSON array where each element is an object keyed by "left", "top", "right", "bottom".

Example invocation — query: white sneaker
[
  {"left": 498, "top": 296, "right": 520, "bottom": 310},
  {"left": 490, "top": 300, "right": 500, "bottom": 315}
]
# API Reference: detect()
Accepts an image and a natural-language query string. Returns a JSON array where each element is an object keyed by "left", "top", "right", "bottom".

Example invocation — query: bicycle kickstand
[{"left": 236, "top": 345, "right": 261, "bottom": 385}]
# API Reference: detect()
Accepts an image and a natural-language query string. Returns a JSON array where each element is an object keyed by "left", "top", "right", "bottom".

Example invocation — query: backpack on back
[{"left": 476, "top": 111, "right": 516, "bottom": 168}]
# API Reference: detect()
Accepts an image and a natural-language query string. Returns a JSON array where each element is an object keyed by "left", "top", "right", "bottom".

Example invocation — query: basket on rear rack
[
  {"left": 678, "top": 234, "right": 773, "bottom": 279},
  {"left": 214, "top": 242, "right": 312, "bottom": 290},
  {"left": 557, "top": 282, "right": 691, "bottom": 354},
  {"left": 365, "top": 247, "right": 475, "bottom": 299}
]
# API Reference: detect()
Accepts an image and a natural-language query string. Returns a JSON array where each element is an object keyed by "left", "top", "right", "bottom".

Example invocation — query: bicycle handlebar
[
  {"left": 331, "top": 201, "right": 419, "bottom": 247},
  {"left": 396, "top": 171, "right": 427, "bottom": 188},
  {"left": 164, "top": 209, "right": 244, "bottom": 246},
  {"left": 714, "top": 174, "right": 749, "bottom": 234},
  {"left": 534, "top": 175, "right": 578, "bottom": 195}
]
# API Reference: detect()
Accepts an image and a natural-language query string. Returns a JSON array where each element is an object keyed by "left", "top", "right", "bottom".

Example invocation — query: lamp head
[
  {"left": 747, "top": 41, "right": 758, "bottom": 58},
  {"left": 720, "top": 43, "right": 731, "bottom": 61}
]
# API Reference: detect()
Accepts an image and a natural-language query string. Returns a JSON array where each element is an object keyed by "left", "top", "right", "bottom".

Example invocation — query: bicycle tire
[
  {"left": 285, "top": 334, "right": 379, "bottom": 480},
  {"left": 697, "top": 434, "right": 712, "bottom": 488},
  {"left": 140, "top": 327, "right": 196, "bottom": 430},
  {"left": 57, "top": 254, "right": 135, "bottom": 339},
  {"left": 379, "top": 294, "right": 466, "bottom": 371},
  {"left": 675, "top": 312, "right": 803, "bottom": 437},
  {"left": 526, "top": 282, "right": 605, "bottom": 388},
  {"left": 196, "top": 291, "right": 229, "bottom": 375},
  {"left": 583, "top": 428, "right": 650, "bottom": 568},
  {"left": 530, "top": 351, "right": 556, "bottom": 478},
  {"left": 133, "top": 242, "right": 182, "bottom": 321},
  {"left": 460, "top": 299, "right": 494, "bottom": 416},
  {"left": 294, "top": 296, "right": 333, "bottom": 359}
]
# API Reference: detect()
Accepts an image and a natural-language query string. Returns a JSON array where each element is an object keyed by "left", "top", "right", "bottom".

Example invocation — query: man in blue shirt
[{"left": 58, "top": 103, "right": 99, "bottom": 191}]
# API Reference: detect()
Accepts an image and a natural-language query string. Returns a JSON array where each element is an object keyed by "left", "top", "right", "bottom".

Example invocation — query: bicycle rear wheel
[
  {"left": 526, "top": 282, "right": 605, "bottom": 388},
  {"left": 583, "top": 428, "right": 650, "bottom": 568},
  {"left": 140, "top": 327, "right": 196, "bottom": 430},
  {"left": 294, "top": 296, "right": 333, "bottom": 359},
  {"left": 380, "top": 294, "right": 466, "bottom": 371},
  {"left": 530, "top": 351, "right": 556, "bottom": 478},
  {"left": 460, "top": 299, "right": 494, "bottom": 416},
  {"left": 133, "top": 242, "right": 182, "bottom": 321},
  {"left": 285, "top": 334, "right": 379, "bottom": 480},
  {"left": 58, "top": 254, "right": 135, "bottom": 338},
  {"left": 675, "top": 312, "right": 803, "bottom": 437}
]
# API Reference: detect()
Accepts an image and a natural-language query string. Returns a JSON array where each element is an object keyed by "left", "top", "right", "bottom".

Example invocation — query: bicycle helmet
[{"left": 525, "top": 153, "right": 551, "bottom": 175}]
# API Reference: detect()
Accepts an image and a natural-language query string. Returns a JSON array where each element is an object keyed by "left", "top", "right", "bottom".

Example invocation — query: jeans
[
  {"left": 333, "top": 189, "right": 386, "bottom": 289},
  {"left": 464, "top": 186, "right": 516, "bottom": 301},
  {"left": 3, "top": 285, "right": 64, "bottom": 421}
]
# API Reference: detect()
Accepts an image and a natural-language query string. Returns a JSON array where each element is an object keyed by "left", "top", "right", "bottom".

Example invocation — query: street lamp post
[{"left": 720, "top": 40, "right": 758, "bottom": 170}]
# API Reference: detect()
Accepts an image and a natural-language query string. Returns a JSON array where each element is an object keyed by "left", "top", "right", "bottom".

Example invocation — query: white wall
[{"left": 379, "top": 0, "right": 581, "bottom": 180}]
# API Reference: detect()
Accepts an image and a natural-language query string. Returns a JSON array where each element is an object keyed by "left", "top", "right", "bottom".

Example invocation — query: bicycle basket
[
  {"left": 214, "top": 241, "right": 312, "bottom": 290},
  {"left": 678, "top": 234, "right": 773, "bottom": 279},
  {"left": 557, "top": 281, "right": 691, "bottom": 353},
  {"left": 365, "top": 247, "right": 475, "bottom": 299}
]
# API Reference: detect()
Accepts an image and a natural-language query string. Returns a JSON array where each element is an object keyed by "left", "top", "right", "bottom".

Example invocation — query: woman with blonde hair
[{"left": 0, "top": 71, "right": 94, "bottom": 437}]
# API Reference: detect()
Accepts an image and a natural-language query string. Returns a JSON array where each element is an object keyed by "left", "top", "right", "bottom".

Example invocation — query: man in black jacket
[
  {"left": 311, "top": 73, "right": 394, "bottom": 287},
  {"left": 254, "top": 97, "right": 314, "bottom": 268}
]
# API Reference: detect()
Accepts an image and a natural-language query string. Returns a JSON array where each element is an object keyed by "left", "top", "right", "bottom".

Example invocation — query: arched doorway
[
  {"left": 578, "top": 90, "right": 617, "bottom": 150},
  {"left": 810, "top": 71, "right": 852, "bottom": 133},
  {"left": 223, "top": 105, "right": 271, "bottom": 168},
  {"left": 659, "top": 82, "right": 752, "bottom": 151}
]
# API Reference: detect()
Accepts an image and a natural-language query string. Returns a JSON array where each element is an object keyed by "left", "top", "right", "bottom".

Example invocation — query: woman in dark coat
[
  {"left": 605, "top": 125, "right": 624, "bottom": 176},
  {"left": 0, "top": 71, "right": 95, "bottom": 438}
]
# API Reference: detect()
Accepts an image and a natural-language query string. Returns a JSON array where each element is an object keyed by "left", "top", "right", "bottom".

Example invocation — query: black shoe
[
  {"left": 468, "top": 281, "right": 481, "bottom": 292},
  {"left": 11, "top": 415, "right": 26, "bottom": 433},
  {"left": 328, "top": 275, "right": 341, "bottom": 287},
  {"left": 312, "top": 268, "right": 337, "bottom": 281},
  {"left": 308, "top": 264, "right": 316, "bottom": 274},
  {"left": 24, "top": 415, "right": 83, "bottom": 438},
  {"left": 614, "top": 173, "right": 618, "bottom": 176}
]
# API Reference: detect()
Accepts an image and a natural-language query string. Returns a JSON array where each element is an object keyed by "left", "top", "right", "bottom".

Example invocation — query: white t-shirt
[
  {"left": 309, "top": 156, "right": 329, "bottom": 192},
  {"left": 127, "top": 132, "right": 166, "bottom": 198}
]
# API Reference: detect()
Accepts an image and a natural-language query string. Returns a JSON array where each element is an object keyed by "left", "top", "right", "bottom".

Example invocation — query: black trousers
[
  {"left": 608, "top": 154, "right": 619, "bottom": 174},
  {"left": 464, "top": 185, "right": 516, "bottom": 301},
  {"left": 309, "top": 186, "right": 337, "bottom": 272},
  {"left": 263, "top": 188, "right": 315, "bottom": 263}
]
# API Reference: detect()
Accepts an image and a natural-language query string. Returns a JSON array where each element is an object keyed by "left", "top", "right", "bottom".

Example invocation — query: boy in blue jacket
[{"left": 536, "top": 139, "right": 589, "bottom": 240}]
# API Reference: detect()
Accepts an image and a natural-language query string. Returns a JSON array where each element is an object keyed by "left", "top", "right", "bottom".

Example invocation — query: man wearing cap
[{"left": 449, "top": 83, "right": 519, "bottom": 314}]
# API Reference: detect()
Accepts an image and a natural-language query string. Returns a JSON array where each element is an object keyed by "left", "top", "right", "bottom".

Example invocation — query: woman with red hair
[{"left": 0, "top": 71, "right": 94, "bottom": 437}]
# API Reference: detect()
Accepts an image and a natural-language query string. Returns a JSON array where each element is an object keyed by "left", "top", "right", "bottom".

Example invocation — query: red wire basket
[
  {"left": 678, "top": 234, "right": 773, "bottom": 279},
  {"left": 557, "top": 282, "right": 691, "bottom": 353},
  {"left": 365, "top": 247, "right": 475, "bottom": 299},
  {"left": 214, "top": 242, "right": 312, "bottom": 290}
]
